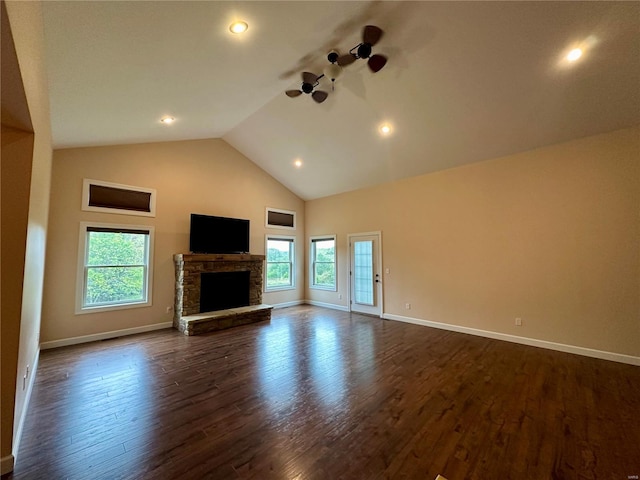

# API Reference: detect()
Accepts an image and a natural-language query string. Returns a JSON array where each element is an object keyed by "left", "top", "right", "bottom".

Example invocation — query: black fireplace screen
[{"left": 200, "top": 271, "right": 250, "bottom": 312}]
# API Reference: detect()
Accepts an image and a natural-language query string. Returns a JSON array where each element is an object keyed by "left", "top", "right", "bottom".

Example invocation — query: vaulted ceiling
[{"left": 42, "top": 1, "right": 640, "bottom": 200}]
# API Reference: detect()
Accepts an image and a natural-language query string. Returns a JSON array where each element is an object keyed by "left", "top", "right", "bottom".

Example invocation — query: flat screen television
[{"left": 189, "top": 214, "right": 250, "bottom": 254}]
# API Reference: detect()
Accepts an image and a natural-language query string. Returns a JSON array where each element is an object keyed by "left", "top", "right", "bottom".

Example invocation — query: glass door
[{"left": 349, "top": 233, "right": 382, "bottom": 316}]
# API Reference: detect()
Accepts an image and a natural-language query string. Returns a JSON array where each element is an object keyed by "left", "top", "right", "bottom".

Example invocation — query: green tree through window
[
  {"left": 81, "top": 226, "right": 151, "bottom": 309},
  {"left": 311, "top": 237, "right": 336, "bottom": 289},
  {"left": 266, "top": 237, "right": 294, "bottom": 289}
]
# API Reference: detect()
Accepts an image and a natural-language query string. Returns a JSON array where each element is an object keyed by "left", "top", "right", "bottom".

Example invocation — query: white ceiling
[{"left": 42, "top": 1, "right": 640, "bottom": 200}]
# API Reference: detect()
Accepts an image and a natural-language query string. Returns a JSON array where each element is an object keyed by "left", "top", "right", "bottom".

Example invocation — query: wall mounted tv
[{"left": 189, "top": 214, "right": 250, "bottom": 254}]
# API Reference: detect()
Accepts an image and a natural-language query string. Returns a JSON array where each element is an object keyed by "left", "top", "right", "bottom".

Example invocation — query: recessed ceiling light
[
  {"left": 379, "top": 123, "right": 392, "bottom": 135},
  {"left": 557, "top": 37, "right": 597, "bottom": 70},
  {"left": 567, "top": 48, "right": 583, "bottom": 62},
  {"left": 229, "top": 21, "right": 248, "bottom": 34},
  {"left": 294, "top": 159, "right": 303, "bottom": 168},
  {"left": 160, "top": 116, "right": 175, "bottom": 124}
]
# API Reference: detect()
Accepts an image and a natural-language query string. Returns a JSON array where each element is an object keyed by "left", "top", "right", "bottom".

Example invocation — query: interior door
[{"left": 349, "top": 233, "right": 382, "bottom": 316}]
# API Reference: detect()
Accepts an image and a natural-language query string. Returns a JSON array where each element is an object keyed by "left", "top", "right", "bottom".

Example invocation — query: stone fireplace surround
[{"left": 173, "top": 253, "right": 272, "bottom": 335}]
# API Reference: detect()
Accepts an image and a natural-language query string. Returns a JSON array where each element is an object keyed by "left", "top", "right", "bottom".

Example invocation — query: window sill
[
  {"left": 310, "top": 285, "right": 337, "bottom": 292},
  {"left": 264, "top": 286, "right": 295, "bottom": 293},
  {"left": 76, "top": 300, "right": 151, "bottom": 315}
]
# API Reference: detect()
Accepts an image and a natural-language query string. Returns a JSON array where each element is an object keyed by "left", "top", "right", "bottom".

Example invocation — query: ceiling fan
[
  {"left": 337, "top": 25, "right": 387, "bottom": 73},
  {"left": 285, "top": 72, "right": 329, "bottom": 103}
]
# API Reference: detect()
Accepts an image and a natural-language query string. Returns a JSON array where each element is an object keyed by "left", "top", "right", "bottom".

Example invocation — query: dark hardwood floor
[{"left": 6, "top": 305, "right": 640, "bottom": 479}]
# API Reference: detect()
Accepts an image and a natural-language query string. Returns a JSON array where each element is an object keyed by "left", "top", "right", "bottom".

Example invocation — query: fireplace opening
[{"left": 200, "top": 271, "right": 250, "bottom": 312}]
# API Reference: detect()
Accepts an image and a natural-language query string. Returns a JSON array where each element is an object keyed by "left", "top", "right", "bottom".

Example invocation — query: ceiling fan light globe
[{"left": 323, "top": 63, "right": 343, "bottom": 81}]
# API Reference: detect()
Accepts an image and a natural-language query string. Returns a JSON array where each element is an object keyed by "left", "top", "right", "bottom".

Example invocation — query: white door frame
[{"left": 347, "top": 231, "right": 383, "bottom": 317}]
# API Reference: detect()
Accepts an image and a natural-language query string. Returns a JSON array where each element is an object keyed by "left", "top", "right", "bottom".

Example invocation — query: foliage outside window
[
  {"left": 311, "top": 235, "right": 336, "bottom": 290},
  {"left": 265, "top": 236, "right": 295, "bottom": 290},
  {"left": 77, "top": 223, "right": 154, "bottom": 313}
]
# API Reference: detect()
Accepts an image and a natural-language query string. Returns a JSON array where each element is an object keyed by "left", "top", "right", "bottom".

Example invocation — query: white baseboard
[
  {"left": 40, "top": 322, "right": 173, "bottom": 350},
  {"left": 271, "top": 300, "right": 305, "bottom": 309},
  {"left": 304, "top": 299, "right": 350, "bottom": 312},
  {"left": 11, "top": 347, "right": 39, "bottom": 469},
  {"left": 384, "top": 313, "right": 640, "bottom": 366},
  {"left": 1, "top": 454, "right": 14, "bottom": 476}
]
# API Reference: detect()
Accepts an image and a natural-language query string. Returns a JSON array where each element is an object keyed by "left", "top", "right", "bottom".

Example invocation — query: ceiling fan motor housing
[
  {"left": 302, "top": 82, "right": 314, "bottom": 94},
  {"left": 357, "top": 43, "right": 372, "bottom": 59}
]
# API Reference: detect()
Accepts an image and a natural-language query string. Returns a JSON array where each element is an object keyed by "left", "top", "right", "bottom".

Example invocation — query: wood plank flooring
[{"left": 6, "top": 305, "right": 640, "bottom": 479}]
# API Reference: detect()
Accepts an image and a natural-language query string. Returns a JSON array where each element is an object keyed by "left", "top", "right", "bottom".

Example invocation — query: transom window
[
  {"left": 265, "top": 207, "right": 296, "bottom": 230},
  {"left": 310, "top": 235, "right": 336, "bottom": 290},
  {"left": 82, "top": 178, "right": 156, "bottom": 217},
  {"left": 76, "top": 222, "right": 154, "bottom": 313},
  {"left": 265, "top": 235, "right": 295, "bottom": 291}
]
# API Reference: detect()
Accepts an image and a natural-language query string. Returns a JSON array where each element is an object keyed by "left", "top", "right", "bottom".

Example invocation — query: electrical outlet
[
  {"left": 385, "top": 268, "right": 390, "bottom": 274},
  {"left": 338, "top": 294, "right": 342, "bottom": 300},
  {"left": 405, "top": 303, "right": 411, "bottom": 310},
  {"left": 166, "top": 306, "right": 173, "bottom": 314},
  {"left": 515, "top": 317, "right": 522, "bottom": 326}
]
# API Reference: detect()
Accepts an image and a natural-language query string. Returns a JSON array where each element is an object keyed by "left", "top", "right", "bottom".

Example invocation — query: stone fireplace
[{"left": 173, "top": 253, "right": 272, "bottom": 335}]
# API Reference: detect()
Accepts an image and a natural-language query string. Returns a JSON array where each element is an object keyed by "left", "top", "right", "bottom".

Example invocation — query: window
[
  {"left": 82, "top": 179, "right": 156, "bottom": 217},
  {"left": 310, "top": 235, "right": 336, "bottom": 290},
  {"left": 265, "top": 235, "right": 295, "bottom": 291},
  {"left": 265, "top": 207, "right": 296, "bottom": 230},
  {"left": 76, "top": 222, "right": 154, "bottom": 313}
]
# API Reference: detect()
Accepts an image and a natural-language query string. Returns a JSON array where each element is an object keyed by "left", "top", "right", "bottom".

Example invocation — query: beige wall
[
  {"left": 1, "top": 0, "right": 53, "bottom": 472},
  {"left": 42, "top": 138, "right": 304, "bottom": 343},
  {"left": 1, "top": 128, "right": 33, "bottom": 472},
  {"left": 306, "top": 126, "right": 640, "bottom": 357}
]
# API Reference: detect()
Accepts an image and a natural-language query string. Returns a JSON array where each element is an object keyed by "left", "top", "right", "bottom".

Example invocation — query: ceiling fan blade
[
  {"left": 337, "top": 53, "right": 357, "bottom": 66},
  {"left": 368, "top": 54, "right": 387, "bottom": 73},
  {"left": 302, "top": 72, "right": 318, "bottom": 85},
  {"left": 286, "top": 90, "right": 303, "bottom": 98},
  {"left": 312, "top": 90, "right": 328, "bottom": 103},
  {"left": 362, "top": 25, "right": 383, "bottom": 46}
]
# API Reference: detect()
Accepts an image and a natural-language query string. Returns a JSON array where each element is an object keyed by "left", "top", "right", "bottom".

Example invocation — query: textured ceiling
[{"left": 42, "top": 1, "right": 640, "bottom": 200}]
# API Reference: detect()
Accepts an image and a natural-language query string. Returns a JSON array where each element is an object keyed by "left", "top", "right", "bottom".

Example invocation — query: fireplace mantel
[
  {"left": 173, "top": 253, "right": 271, "bottom": 335},
  {"left": 175, "top": 253, "right": 265, "bottom": 263}
]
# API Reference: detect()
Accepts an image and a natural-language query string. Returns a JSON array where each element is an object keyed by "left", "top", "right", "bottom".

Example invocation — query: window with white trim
[
  {"left": 265, "top": 235, "right": 295, "bottom": 291},
  {"left": 76, "top": 222, "right": 154, "bottom": 313},
  {"left": 310, "top": 235, "right": 336, "bottom": 290}
]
